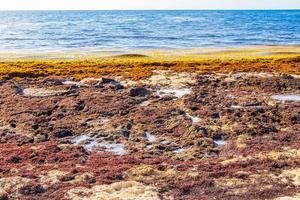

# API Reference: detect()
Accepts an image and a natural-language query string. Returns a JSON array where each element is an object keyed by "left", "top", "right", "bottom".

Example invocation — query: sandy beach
[{"left": 0, "top": 46, "right": 299, "bottom": 199}]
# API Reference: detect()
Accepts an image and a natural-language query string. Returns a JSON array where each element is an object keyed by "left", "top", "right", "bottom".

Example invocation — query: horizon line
[{"left": 1, "top": 9, "right": 300, "bottom": 11}]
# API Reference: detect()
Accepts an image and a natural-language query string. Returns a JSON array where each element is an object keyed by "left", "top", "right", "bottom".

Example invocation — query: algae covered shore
[{"left": 0, "top": 47, "right": 300, "bottom": 200}]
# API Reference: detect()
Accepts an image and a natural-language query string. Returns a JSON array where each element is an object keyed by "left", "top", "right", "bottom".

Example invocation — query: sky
[{"left": 0, "top": 0, "right": 299, "bottom": 10}]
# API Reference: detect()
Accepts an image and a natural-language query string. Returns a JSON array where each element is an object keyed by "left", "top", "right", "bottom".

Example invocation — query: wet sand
[{"left": 0, "top": 48, "right": 300, "bottom": 199}]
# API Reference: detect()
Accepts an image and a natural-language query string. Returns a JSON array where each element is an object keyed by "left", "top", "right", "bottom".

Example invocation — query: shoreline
[
  {"left": 0, "top": 46, "right": 299, "bottom": 81},
  {"left": 0, "top": 45, "right": 300, "bottom": 60}
]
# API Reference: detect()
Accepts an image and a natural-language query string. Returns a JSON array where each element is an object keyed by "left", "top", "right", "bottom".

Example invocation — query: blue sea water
[{"left": 0, "top": 10, "right": 299, "bottom": 51}]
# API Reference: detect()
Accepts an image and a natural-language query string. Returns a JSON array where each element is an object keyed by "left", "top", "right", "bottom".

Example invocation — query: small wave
[{"left": 112, "top": 54, "right": 149, "bottom": 58}]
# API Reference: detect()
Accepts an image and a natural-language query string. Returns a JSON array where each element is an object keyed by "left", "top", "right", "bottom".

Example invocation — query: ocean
[{"left": 0, "top": 10, "right": 299, "bottom": 51}]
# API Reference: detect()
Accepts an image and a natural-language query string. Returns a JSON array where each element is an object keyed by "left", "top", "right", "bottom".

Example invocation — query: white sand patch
[
  {"left": 116, "top": 71, "right": 196, "bottom": 89},
  {"left": 72, "top": 135, "right": 126, "bottom": 155},
  {"left": 272, "top": 95, "right": 300, "bottom": 102},
  {"left": 157, "top": 88, "right": 191, "bottom": 98},
  {"left": 143, "top": 71, "right": 196, "bottom": 88},
  {"left": 62, "top": 78, "right": 102, "bottom": 87},
  {"left": 62, "top": 80, "right": 86, "bottom": 86},
  {"left": 22, "top": 88, "right": 68, "bottom": 97}
]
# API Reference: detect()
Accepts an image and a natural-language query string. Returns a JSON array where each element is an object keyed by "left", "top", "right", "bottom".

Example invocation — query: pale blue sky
[{"left": 0, "top": 0, "right": 299, "bottom": 10}]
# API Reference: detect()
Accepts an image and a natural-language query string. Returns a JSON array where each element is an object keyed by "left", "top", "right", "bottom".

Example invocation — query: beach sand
[{"left": 0, "top": 46, "right": 300, "bottom": 200}]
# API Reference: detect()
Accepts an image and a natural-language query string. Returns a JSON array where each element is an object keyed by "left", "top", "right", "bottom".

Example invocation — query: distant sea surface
[{"left": 0, "top": 10, "right": 300, "bottom": 51}]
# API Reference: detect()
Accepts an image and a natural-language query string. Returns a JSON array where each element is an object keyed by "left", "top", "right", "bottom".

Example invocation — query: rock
[
  {"left": 291, "top": 114, "right": 300, "bottom": 124},
  {"left": 12, "top": 81, "right": 23, "bottom": 94},
  {"left": 54, "top": 130, "right": 73, "bottom": 138},
  {"left": 101, "top": 78, "right": 117, "bottom": 84},
  {"left": 8, "top": 156, "right": 22, "bottom": 164},
  {"left": 42, "top": 78, "right": 64, "bottom": 85},
  {"left": 96, "top": 78, "right": 124, "bottom": 90},
  {"left": 122, "top": 130, "right": 130, "bottom": 138},
  {"left": 259, "top": 126, "right": 277, "bottom": 135},
  {"left": 32, "top": 124, "right": 39, "bottom": 130},
  {"left": 178, "top": 110, "right": 185, "bottom": 115},
  {"left": 190, "top": 106, "right": 199, "bottom": 111},
  {"left": 118, "top": 129, "right": 130, "bottom": 138},
  {"left": 22, "top": 88, "right": 69, "bottom": 97},
  {"left": 157, "top": 145, "right": 166, "bottom": 150},
  {"left": 199, "top": 127, "right": 208, "bottom": 136},
  {"left": 129, "top": 87, "right": 150, "bottom": 97},
  {"left": 10, "top": 123, "right": 16, "bottom": 128},
  {"left": 18, "top": 184, "right": 45, "bottom": 195},
  {"left": 109, "top": 83, "right": 125, "bottom": 90},
  {"left": 126, "top": 123, "right": 132, "bottom": 130},
  {"left": 68, "top": 85, "right": 79, "bottom": 90},
  {"left": 95, "top": 84, "right": 104, "bottom": 89},
  {"left": 76, "top": 101, "right": 85, "bottom": 111},
  {"left": 211, "top": 113, "right": 220, "bottom": 119}
]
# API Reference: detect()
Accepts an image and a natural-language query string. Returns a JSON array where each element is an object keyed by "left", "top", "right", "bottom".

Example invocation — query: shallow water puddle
[
  {"left": 156, "top": 88, "right": 191, "bottom": 98},
  {"left": 173, "top": 148, "right": 185, "bottom": 153},
  {"left": 145, "top": 132, "right": 156, "bottom": 149},
  {"left": 214, "top": 139, "right": 226, "bottom": 146},
  {"left": 139, "top": 100, "right": 151, "bottom": 107},
  {"left": 231, "top": 105, "right": 264, "bottom": 109},
  {"left": 146, "top": 144, "right": 153, "bottom": 149},
  {"left": 230, "top": 105, "right": 244, "bottom": 109},
  {"left": 73, "top": 135, "right": 90, "bottom": 144},
  {"left": 186, "top": 113, "right": 200, "bottom": 123},
  {"left": 272, "top": 95, "right": 300, "bottom": 102},
  {"left": 62, "top": 80, "right": 88, "bottom": 87},
  {"left": 72, "top": 135, "right": 126, "bottom": 155},
  {"left": 145, "top": 132, "right": 156, "bottom": 143},
  {"left": 63, "top": 78, "right": 104, "bottom": 87},
  {"left": 161, "top": 140, "right": 170, "bottom": 145},
  {"left": 83, "top": 140, "right": 99, "bottom": 151},
  {"left": 100, "top": 143, "right": 125, "bottom": 155}
]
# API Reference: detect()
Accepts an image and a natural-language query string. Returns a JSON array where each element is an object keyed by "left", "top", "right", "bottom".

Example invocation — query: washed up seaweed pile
[{"left": 0, "top": 54, "right": 300, "bottom": 200}]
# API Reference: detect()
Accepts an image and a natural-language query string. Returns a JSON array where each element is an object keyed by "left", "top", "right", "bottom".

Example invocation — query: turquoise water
[{"left": 0, "top": 10, "right": 299, "bottom": 51}]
